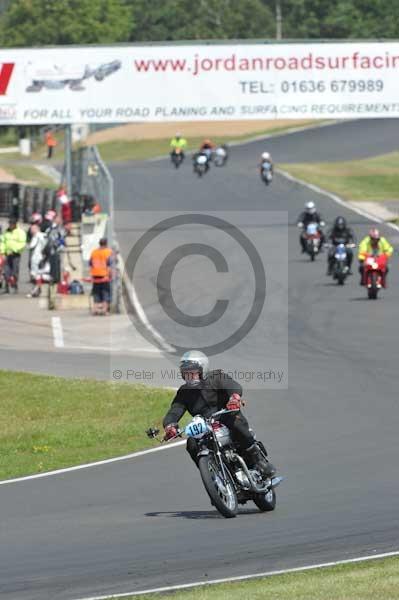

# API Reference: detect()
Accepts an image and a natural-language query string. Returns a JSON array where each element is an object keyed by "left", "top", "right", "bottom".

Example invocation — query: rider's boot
[{"left": 244, "top": 444, "right": 276, "bottom": 478}]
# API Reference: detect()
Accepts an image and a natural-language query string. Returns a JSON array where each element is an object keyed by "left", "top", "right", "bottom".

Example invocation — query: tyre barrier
[{"left": 0, "top": 183, "right": 84, "bottom": 223}]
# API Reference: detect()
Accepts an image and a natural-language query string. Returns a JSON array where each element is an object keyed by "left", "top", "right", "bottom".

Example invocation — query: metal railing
[{"left": 71, "top": 144, "right": 120, "bottom": 313}]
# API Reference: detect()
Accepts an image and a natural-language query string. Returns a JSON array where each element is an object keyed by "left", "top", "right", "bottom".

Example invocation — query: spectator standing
[
  {"left": 89, "top": 237, "right": 113, "bottom": 315},
  {"left": 27, "top": 224, "right": 50, "bottom": 298},
  {"left": 56, "top": 186, "right": 72, "bottom": 224},
  {"left": 0, "top": 218, "right": 26, "bottom": 293},
  {"left": 44, "top": 130, "right": 57, "bottom": 159}
]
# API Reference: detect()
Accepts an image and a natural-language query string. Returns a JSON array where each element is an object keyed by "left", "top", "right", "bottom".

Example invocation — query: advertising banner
[{"left": 1, "top": 42, "right": 399, "bottom": 123}]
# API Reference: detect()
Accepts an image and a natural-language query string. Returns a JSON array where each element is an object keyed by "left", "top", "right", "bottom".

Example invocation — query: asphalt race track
[{"left": 1, "top": 120, "right": 399, "bottom": 599}]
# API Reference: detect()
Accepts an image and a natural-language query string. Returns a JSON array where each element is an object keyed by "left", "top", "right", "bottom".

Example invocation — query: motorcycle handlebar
[{"left": 211, "top": 408, "right": 240, "bottom": 418}]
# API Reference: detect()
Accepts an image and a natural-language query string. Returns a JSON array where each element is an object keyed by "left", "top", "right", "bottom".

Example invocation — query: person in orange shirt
[
  {"left": 44, "top": 130, "right": 57, "bottom": 159},
  {"left": 89, "top": 238, "right": 113, "bottom": 315}
]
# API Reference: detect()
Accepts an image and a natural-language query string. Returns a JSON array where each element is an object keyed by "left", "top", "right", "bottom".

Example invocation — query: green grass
[
  {"left": 95, "top": 122, "right": 323, "bottom": 163},
  {"left": 113, "top": 556, "right": 399, "bottom": 600},
  {"left": 0, "top": 370, "right": 175, "bottom": 480},
  {"left": 280, "top": 151, "right": 399, "bottom": 202},
  {"left": 0, "top": 163, "right": 58, "bottom": 188}
]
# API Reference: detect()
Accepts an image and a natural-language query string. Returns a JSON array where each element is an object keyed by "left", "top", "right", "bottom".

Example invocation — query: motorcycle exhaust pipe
[
  {"left": 270, "top": 476, "right": 285, "bottom": 489},
  {"left": 234, "top": 454, "right": 269, "bottom": 493}
]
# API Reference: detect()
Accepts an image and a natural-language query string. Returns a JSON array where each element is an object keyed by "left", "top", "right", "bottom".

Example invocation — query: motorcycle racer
[
  {"left": 358, "top": 228, "right": 393, "bottom": 285},
  {"left": 170, "top": 132, "right": 187, "bottom": 160},
  {"left": 326, "top": 216, "right": 356, "bottom": 275},
  {"left": 163, "top": 350, "right": 276, "bottom": 478},
  {"left": 297, "top": 201, "right": 325, "bottom": 252}
]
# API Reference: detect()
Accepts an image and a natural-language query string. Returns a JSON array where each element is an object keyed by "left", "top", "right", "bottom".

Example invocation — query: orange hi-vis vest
[{"left": 90, "top": 247, "right": 112, "bottom": 280}]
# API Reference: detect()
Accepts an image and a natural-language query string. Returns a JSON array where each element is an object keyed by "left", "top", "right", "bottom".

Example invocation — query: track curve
[{"left": 1, "top": 120, "right": 399, "bottom": 599}]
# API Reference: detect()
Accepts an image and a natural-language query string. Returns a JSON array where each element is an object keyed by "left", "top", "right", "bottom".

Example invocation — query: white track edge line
[
  {"left": 51, "top": 316, "right": 64, "bottom": 348},
  {"left": 119, "top": 253, "right": 174, "bottom": 353},
  {"left": 0, "top": 440, "right": 185, "bottom": 486},
  {"left": 277, "top": 167, "right": 399, "bottom": 233},
  {"left": 73, "top": 550, "right": 399, "bottom": 600}
]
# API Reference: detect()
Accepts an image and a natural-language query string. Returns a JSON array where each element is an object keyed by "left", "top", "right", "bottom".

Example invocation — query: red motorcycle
[
  {"left": 303, "top": 222, "right": 322, "bottom": 261},
  {"left": 362, "top": 253, "right": 388, "bottom": 299}
]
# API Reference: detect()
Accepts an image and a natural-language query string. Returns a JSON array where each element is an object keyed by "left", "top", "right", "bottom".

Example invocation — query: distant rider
[
  {"left": 170, "top": 132, "right": 187, "bottom": 160},
  {"left": 297, "top": 201, "right": 325, "bottom": 253},
  {"left": 258, "top": 151, "right": 274, "bottom": 174},
  {"left": 192, "top": 139, "right": 215, "bottom": 172},
  {"left": 326, "top": 216, "right": 356, "bottom": 275},
  {"left": 162, "top": 350, "right": 276, "bottom": 478},
  {"left": 358, "top": 228, "right": 393, "bottom": 285}
]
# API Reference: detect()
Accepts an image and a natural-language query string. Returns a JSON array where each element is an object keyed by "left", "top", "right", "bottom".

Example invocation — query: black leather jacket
[
  {"left": 163, "top": 370, "right": 242, "bottom": 427},
  {"left": 327, "top": 226, "right": 355, "bottom": 245},
  {"left": 297, "top": 211, "right": 324, "bottom": 227}
]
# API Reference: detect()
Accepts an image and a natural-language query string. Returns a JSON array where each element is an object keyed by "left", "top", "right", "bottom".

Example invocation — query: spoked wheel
[
  {"left": 253, "top": 487, "right": 276, "bottom": 512},
  {"left": 199, "top": 455, "right": 238, "bottom": 518}
]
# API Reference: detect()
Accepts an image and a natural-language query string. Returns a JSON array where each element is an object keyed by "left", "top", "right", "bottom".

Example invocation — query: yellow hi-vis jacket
[
  {"left": 170, "top": 137, "right": 187, "bottom": 150},
  {"left": 358, "top": 236, "right": 393, "bottom": 261},
  {"left": 0, "top": 226, "right": 26, "bottom": 255}
]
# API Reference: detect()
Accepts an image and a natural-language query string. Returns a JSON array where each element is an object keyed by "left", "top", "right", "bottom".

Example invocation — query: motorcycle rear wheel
[{"left": 199, "top": 455, "right": 238, "bottom": 518}]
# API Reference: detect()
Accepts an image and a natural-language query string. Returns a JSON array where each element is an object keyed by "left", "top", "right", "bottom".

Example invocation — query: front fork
[{"left": 197, "top": 443, "right": 232, "bottom": 487}]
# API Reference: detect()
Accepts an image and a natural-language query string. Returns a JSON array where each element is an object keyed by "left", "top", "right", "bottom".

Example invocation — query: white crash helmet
[
  {"left": 179, "top": 350, "right": 209, "bottom": 381},
  {"left": 305, "top": 201, "right": 316, "bottom": 214},
  {"left": 261, "top": 152, "right": 271, "bottom": 160}
]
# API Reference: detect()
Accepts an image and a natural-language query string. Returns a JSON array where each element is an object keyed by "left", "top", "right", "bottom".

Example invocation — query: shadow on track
[{"left": 145, "top": 508, "right": 261, "bottom": 519}]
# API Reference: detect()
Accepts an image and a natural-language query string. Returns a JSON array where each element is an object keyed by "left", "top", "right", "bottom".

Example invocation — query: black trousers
[
  {"left": 186, "top": 412, "right": 254, "bottom": 465},
  {"left": 5, "top": 253, "right": 21, "bottom": 283}
]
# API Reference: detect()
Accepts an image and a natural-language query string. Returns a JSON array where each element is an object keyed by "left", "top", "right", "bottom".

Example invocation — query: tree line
[{"left": 0, "top": 0, "right": 397, "bottom": 47}]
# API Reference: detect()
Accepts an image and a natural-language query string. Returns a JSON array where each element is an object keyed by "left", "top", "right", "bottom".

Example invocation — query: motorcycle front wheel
[
  {"left": 199, "top": 455, "right": 238, "bottom": 518},
  {"left": 367, "top": 272, "right": 378, "bottom": 299}
]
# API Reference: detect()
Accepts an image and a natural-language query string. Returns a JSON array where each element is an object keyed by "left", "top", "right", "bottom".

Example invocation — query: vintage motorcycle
[
  {"left": 193, "top": 153, "right": 210, "bottom": 177},
  {"left": 171, "top": 148, "right": 184, "bottom": 168},
  {"left": 147, "top": 408, "right": 283, "bottom": 519},
  {"left": 328, "top": 241, "right": 356, "bottom": 285},
  {"left": 301, "top": 222, "right": 323, "bottom": 261},
  {"left": 362, "top": 252, "right": 388, "bottom": 299},
  {"left": 213, "top": 145, "right": 228, "bottom": 167},
  {"left": 260, "top": 160, "right": 273, "bottom": 185}
]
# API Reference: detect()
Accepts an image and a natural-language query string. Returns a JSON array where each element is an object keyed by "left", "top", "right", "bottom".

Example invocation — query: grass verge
[
  {"left": 113, "top": 556, "right": 399, "bottom": 600},
  {"left": 0, "top": 163, "right": 58, "bottom": 188},
  {"left": 93, "top": 122, "right": 324, "bottom": 162},
  {"left": 0, "top": 370, "right": 175, "bottom": 481},
  {"left": 280, "top": 151, "right": 399, "bottom": 202}
]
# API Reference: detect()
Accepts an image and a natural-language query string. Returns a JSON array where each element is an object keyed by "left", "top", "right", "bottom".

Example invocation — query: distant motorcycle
[
  {"left": 260, "top": 160, "right": 273, "bottom": 185},
  {"left": 213, "top": 145, "right": 228, "bottom": 167},
  {"left": 193, "top": 153, "right": 209, "bottom": 177},
  {"left": 302, "top": 222, "right": 323, "bottom": 261},
  {"left": 171, "top": 148, "right": 184, "bottom": 169},
  {"left": 362, "top": 253, "right": 388, "bottom": 299},
  {"left": 329, "top": 241, "right": 356, "bottom": 285},
  {"left": 147, "top": 408, "right": 283, "bottom": 519}
]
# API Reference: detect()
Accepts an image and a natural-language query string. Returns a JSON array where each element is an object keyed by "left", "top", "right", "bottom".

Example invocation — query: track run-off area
[{"left": 1, "top": 119, "right": 399, "bottom": 600}]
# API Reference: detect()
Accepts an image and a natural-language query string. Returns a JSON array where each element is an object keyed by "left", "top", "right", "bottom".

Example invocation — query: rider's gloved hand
[
  {"left": 164, "top": 424, "right": 178, "bottom": 440},
  {"left": 226, "top": 393, "right": 241, "bottom": 411}
]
